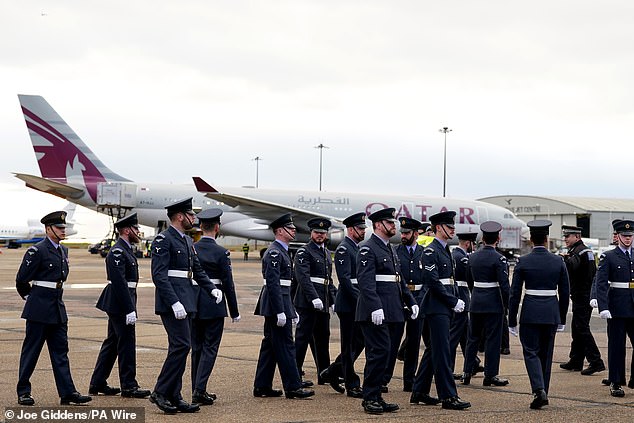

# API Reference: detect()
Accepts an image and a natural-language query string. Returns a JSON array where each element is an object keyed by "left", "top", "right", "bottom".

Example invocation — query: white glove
[
  {"left": 292, "top": 312, "right": 299, "bottom": 325},
  {"left": 210, "top": 288, "right": 223, "bottom": 304},
  {"left": 509, "top": 326, "right": 519, "bottom": 337},
  {"left": 231, "top": 315, "right": 241, "bottom": 323},
  {"left": 329, "top": 305, "right": 335, "bottom": 314},
  {"left": 312, "top": 298, "right": 324, "bottom": 310},
  {"left": 590, "top": 299, "right": 598, "bottom": 308},
  {"left": 453, "top": 299, "right": 466, "bottom": 313},
  {"left": 171, "top": 301, "right": 187, "bottom": 320},
  {"left": 556, "top": 324, "right": 565, "bottom": 332},
  {"left": 410, "top": 304, "right": 420, "bottom": 320},
  {"left": 600, "top": 310, "right": 612, "bottom": 319},
  {"left": 125, "top": 311, "right": 137, "bottom": 325},
  {"left": 24, "top": 295, "right": 29, "bottom": 300},
  {"left": 276, "top": 312, "right": 287, "bottom": 327},
  {"left": 371, "top": 309, "right": 384, "bottom": 325}
]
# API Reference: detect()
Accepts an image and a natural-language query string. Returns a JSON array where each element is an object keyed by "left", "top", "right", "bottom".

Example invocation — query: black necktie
[
  {"left": 409, "top": 247, "right": 414, "bottom": 259},
  {"left": 626, "top": 250, "right": 631, "bottom": 261}
]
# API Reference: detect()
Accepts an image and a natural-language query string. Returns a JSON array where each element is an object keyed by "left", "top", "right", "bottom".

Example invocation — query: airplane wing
[
  {"left": 193, "top": 177, "right": 343, "bottom": 233},
  {"left": 13, "top": 173, "right": 85, "bottom": 199}
]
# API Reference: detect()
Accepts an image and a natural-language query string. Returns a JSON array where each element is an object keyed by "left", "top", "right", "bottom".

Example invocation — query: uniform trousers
[
  {"left": 463, "top": 313, "right": 503, "bottom": 378},
  {"left": 519, "top": 323, "right": 556, "bottom": 393},
  {"left": 17, "top": 320, "right": 76, "bottom": 397},
  {"left": 90, "top": 313, "right": 138, "bottom": 390},
  {"left": 191, "top": 317, "right": 224, "bottom": 393},
  {"left": 401, "top": 316, "right": 422, "bottom": 388},
  {"left": 360, "top": 321, "right": 402, "bottom": 401},
  {"left": 607, "top": 318, "right": 634, "bottom": 385},
  {"left": 412, "top": 314, "right": 457, "bottom": 400},
  {"left": 569, "top": 300, "right": 602, "bottom": 365},
  {"left": 254, "top": 316, "right": 302, "bottom": 392},
  {"left": 154, "top": 314, "right": 191, "bottom": 400},
  {"left": 295, "top": 307, "right": 330, "bottom": 376},
  {"left": 335, "top": 311, "right": 364, "bottom": 389},
  {"left": 449, "top": 310, "right": 468, "bottom": 373}
]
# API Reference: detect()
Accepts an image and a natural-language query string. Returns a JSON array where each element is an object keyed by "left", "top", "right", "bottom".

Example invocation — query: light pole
[
  {"left": 315, "top": 143, "right": 329, "bottom": 191},
  {"left": 252, "top": 156, "right": 262, "bottom": 188},
  {"left": 439, "top": 127, "right": 452, "bottom": 197}
]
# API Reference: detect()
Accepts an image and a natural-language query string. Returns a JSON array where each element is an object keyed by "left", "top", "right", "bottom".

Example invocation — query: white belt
[
  {"left": 525, "top": 289, "right": 557, "bottom": 296},
  {"left": 376, "top": 275, "right": 398, "bottom": 282},
  {"left": 310, "top": 277, "right": 331, "bottom": 285},
  {"left": 32, "top": 280, "right": 62, "bottom": 289},
  {"left": 168, "top": 270, "right": 191, "bottom": 278},
  {"left": 609, "top": 281, "right": 634, "bottom": 289},
  {"left": 407, "top": 284, "right": 423, "bottom": 291},
  {"left": 263, "top": 279, "right": 292, "bottom": 287},
  {"left": 456, "top": 281, "right": 469, "bottom": 287},
  {"left": 350, "top": 278, "right": 358, "bottom": 285},
  {"left": 107, "top": 280, "right": 137, "bottom": 288},
  {"left": 440, "top": 278, "right": 454, "bottom": 286},
  {"left": 474, "top": 282, "right": 499, "bottom": 288}
]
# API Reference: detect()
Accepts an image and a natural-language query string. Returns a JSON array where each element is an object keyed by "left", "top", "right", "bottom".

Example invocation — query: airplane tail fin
[{"left": 17, "top": 95, "right": 129, "bottom": 201}]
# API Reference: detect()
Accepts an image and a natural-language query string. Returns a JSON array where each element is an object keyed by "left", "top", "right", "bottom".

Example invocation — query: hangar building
[{"left": 478, "top": 195, "right": 634, "bottom": 248}]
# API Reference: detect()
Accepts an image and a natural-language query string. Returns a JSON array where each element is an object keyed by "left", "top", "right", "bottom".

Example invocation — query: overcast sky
[{"left": 2, "top": 1, "right": 633, "bottom": 236}]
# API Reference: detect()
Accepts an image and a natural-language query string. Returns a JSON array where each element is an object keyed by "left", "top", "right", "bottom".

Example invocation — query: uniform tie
[{"left": 408, "top": 247, "right": 414, "bottom": 259}]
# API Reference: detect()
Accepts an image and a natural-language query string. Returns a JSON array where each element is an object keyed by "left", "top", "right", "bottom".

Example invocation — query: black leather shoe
[
  {"left": 60, "top": 392, "right": 92, "bottom": 405},
  {"left": 285, "top": 388, "right": 315, "bottom": 399},
  {"left": 483, "top": 376, "right": 509, "bottom": 386},
  {"left": 473, "top": 364, "right": 485, "bottom": 375},
  {"left": 253, "top": 387, "right": 283, "bottom": 397},
  {"left": 410, "top": 391, "right": 441, "bottom": 405},
  {"left": 121, "top": 387, "right": 151, "bottom": 398},
  {"left": 172, "top": 399, "right": 200, "bottom": 413},
  {"left": 192, "top": 390, "right": 214, "bottom": 405},
  {"left": 530, "top": 389, "right": 548, "bottom": 409},
  {"left": 362, "top": 400, "right": 384, "bottom": 414},
  {"left": 149, "top": 392, "right": 178, "bottom": 414},
  {"left": 610, "top": 383, "right": 625, "bottom": 398},
  {"left": 559, "top": 361, "right": 583, "bottom": 371},
  {"left": 378, "top": 398, "right": 399, "bottom": 412},
  {"left": 629, "top": 379, "right": 634, "bottom": 389},
  {"left": 346, "top": 387, "right": 363, "bottom": 398},
  {"left": 602, "top": 378, "right": 610, "bottom": 386},
  {"left": 581, "top": 362, "right": 606, "bottom": 375},
  {"left": 453, "top": 373, "right": 463, "bottom": 381},
  {"left": 89, "top": 385, "right": 120, "bottom": 396},
  {"left": 319, "top": 367, "right": 333, "bottom": 384},
  {"left": 461, "top": 373, "right": 471, "bottom": 385},
  {"left": 403, "top": 382, "right": 412, "bottom": 392},
  {"left": 442, "top": 396, "right": 471, "bottom": 410},
  {"left": 18, "top": 393, "right": 35, "bottom": 406},
  {"left": 500, "top": 348, "right": 510, "bottom": 355},
  {"left": 380, "top": 385, "right": 388, "bottom": 393},
  {"left": 301, "top": 379, "right": 314, "bottom": 388}
]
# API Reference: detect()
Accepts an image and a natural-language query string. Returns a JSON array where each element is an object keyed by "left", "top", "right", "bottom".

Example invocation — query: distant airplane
[
  {"left": 14, "top": 94, "right": 528, "bottom": 251},
  {"left": 0, "top": 203, "right": 77, "bottom": 248}
]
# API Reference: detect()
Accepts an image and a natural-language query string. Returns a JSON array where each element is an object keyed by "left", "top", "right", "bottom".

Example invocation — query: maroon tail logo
[{"left": 22, "top": 106, "right": 106, "bottom": 202}]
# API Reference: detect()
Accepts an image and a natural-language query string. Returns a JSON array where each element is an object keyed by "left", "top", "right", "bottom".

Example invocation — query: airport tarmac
[{"left": 1, "top": 248, "right": 633, "bottom": 422}]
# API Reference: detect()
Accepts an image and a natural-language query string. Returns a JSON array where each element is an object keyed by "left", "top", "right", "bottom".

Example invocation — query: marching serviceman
[
  {"left": 190, "top": 209, "right": 241, "bottom": 405},
  {"left": 322, "top": 212, "right": 367, "bottom": 398},
  {"left": 596, "top": 219, "right": 634, "bottom": 397},
  {"left": 253, "top": 213, "right": 314, "bottom": 399},
  {"left": 509, "top": 220, "right": 569, "bottom": 409},
  {"left": 356, "top": 207, "right": 418, "bottom": 414},
  {"left": 395, "top": 217, "right": 424, "bottom": 392},
  {"left": 293, "top": 217, "right": 337, "bottom": 384},
  {"left": 461, "top": 221, "right": 510, "bottom": 387},
  {"left": 150, "top": 198, "right": 224, "bottom": 414},
  {"left": 559, "top": 225, "right": 605, "bottom": 376},
  {"left": 15, "top": 210, "right": 91, "bottom": 406},
  {"left": 410, "top": 211, "right": 471, "bottom": 410},
  {"left": 449, "top": 232, "right": 477, "bottom": 380},
  {"left": 90, "top": 213, "right": 151, "bottom": 399}
]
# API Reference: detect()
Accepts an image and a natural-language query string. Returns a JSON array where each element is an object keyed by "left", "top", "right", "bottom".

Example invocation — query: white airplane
[
  {"left": 14, "top": 94, "right": 528, "bottom": 251},
  {"left": 0, "top": 203, "right": 77, "bottom": 248}
]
